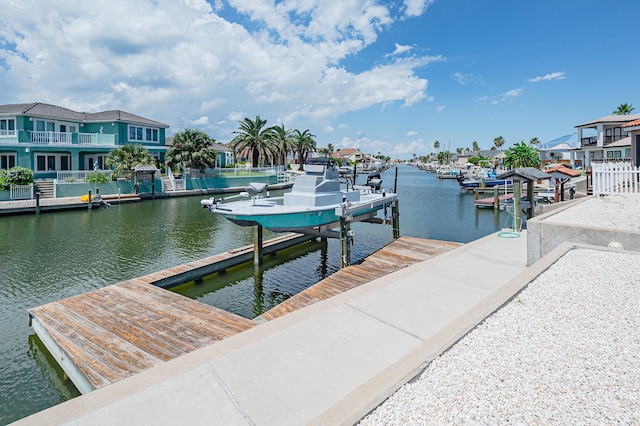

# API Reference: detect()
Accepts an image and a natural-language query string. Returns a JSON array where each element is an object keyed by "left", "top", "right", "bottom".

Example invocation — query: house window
[
  {"left": 35, "top": 154, "right": 72, "bottom": 172},
  {"left": 86, "top": 155, "right": 108, "bottom": 170},
  {"left": 35, "top": 120, "right": 55, "bottom": 132},
  {"left": 0, "top": 153, "right": 16, "bottom": 170},
  {"left": 128, "top": 125, "right": 160, "bottom": 143},
  {"left": 0, "top": 119, "right": 16, "bottom": 136},
  {"left": 606, "top": 150, "right": 622, "bottom": 159}
]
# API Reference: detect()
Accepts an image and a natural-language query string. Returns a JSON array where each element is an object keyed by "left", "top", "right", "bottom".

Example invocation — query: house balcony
[
  {"left": 30, "top": 131, "right": 116, "bottom": 146},
  {"left": 581, "top": 137, "right": 597, "bottom": 147}
]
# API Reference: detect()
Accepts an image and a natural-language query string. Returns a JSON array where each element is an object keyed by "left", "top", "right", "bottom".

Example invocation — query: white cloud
[
  {"left": 323, "top": 125, "right": 335, "bottom": 133},
  {"left": 406, "top": 130, "right": 418, "bottom": 137},
  {"left": 390, "top": 43, "right": 413, "bottom": 56},
  {"left": 451, "top": 72, "right": 482, "bottom": 86},
  {"left": 0, "top": 0, "right": 435, "bottom": 142},
  {"left": 403, "top": 0, "right": 434, "bottom": 18},
  {"left": 527, "top": 72, "right": 565, "bottom": 83},
  {"left": 392, "top": 139, "right": 427, "bottom": 156},
  {"left": 436, "top": 105, "right": 445, "bottom": 112}
]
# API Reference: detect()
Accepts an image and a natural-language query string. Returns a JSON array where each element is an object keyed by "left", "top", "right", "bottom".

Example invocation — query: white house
[{"left": 573, "top": 113, "right": 639, "bottom": 167}]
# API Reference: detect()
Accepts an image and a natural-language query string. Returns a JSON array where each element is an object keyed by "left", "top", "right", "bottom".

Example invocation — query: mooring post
[
  {"left": 35, "top": 192, "right": 40, "bottom": 215},
  {"left": 392, "top": 200, "right": 400, "bottom": 239},
  {"left": 339, "top": 217, "right": 351, "bottom": 268},
  {"left": 88, "top": 190, "right": 92, "bottom": 210},
  {"left": 513, "top": 180, "right": 521, "bottom": 230},
  {"left": 493, "top": 186, "right": 499, "bottom": 210},
  {"left": 527, "top": 179, "right": 535, "bottom": 218},
  {"left": 253, "top": 224, "right": 263, "bottom": 266}
]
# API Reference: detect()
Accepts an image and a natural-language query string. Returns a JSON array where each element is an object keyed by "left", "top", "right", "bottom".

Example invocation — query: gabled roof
[
  {"left": 540, "top": 134, "right": 578, "bottom": 150},
  {"left": 496, "top": 167, "right": 551, "bottom": 181},
  {"left": 575, "top": 113, "right": 640, "bottom": 128},
  {"left": 622, "top": 118, "right": 640, "bottom": 128},
  {"left": 544, "top": 165, "right": 581, "bottom": 178},
  {"left": 0, "top": 102, "right": 168, "bottom": 128},
  {"left": 335, "top": 148, "right": 361, "bottom": 156}
]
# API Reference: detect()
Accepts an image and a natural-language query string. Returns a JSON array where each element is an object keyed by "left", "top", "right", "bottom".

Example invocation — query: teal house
[{"left": 0, "top": 102, "right": 169, "bottom": 179}]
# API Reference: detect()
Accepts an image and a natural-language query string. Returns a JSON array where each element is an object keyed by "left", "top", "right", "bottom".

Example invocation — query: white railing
[
  {"left": 184, "top": 166, "right": 282, "bottom": 178},
  {"left": 10, "top": 184, "right": 34, "bottom": 200},
  {"left": 31, "top": 131, "right": 73, "bottom": 144},
  {"left": 0, "top": 130, "right": 17, "bottom": 138},
  {"left": 167, "top": 168, "right": 176, "bottom": 191},
  {"left": 592, "top": 162, "right": 640, "bottom": 195},
  {"left": 57, "top": 170, "right": 113, "bottom": 182},
  {"left": 78, "top": 133, "right": 116, "bottom": 145}
]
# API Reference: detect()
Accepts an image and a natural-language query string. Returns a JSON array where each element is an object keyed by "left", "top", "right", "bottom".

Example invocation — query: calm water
[{"left": 0, "top": 165, "right": 508, "bottom": 424}]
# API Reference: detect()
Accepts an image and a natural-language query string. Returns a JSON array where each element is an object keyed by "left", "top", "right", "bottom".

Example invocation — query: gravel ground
[
  {"left": 545, "top": 194, "right": 640, "bottom": 232},
  {"left": 360, "top": 248, "right": 640, "bottom": 425}
]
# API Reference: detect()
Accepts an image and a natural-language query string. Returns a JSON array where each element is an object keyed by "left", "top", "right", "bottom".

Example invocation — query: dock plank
[{"left": 261, "top": 237, "right": 461, "bottom": 321}]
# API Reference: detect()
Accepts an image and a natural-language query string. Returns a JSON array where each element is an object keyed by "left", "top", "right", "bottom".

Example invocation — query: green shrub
[
  {"left": 0, "top": 167, "right": 34, "bottom": 190},
  {"left": 86, "top": 172, "right": 109, "bottom": 184}
]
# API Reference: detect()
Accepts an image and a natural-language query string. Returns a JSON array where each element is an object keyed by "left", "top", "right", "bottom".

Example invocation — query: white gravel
[
  {"left": 360, "top": 248, "right": 640, "bottom": 425},
  {"left": 545, "top": 194, "right": 640, "bottom": 232}
]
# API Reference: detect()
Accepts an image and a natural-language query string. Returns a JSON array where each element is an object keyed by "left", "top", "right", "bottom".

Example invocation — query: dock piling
[
  {"left": 35, "top": 192, "right": 40, "bottom": 215},
  {"left": 253, "top": 224, "right": 263, "bottom": 265},
  {"left": 88, "top": 191, "right": 92, "bottom": 210}
]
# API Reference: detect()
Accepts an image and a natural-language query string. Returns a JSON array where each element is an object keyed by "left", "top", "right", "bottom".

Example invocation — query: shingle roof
[
  {"left": 544, "top": 165, "right": 581, "bottom": 177},
  {"left": 0, "top": 102, "right": 168, "bottom": 128},
  {"left": 496, "top": 167, "right": 551, "bottom": 181},
  {"left": 575, "top": 113, "right": 640, "bottom": 128}
]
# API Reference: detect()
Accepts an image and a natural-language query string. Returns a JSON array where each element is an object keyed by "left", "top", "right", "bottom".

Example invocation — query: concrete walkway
[{"left": 16, "top": 231, "right": 535, "bottom": 425}]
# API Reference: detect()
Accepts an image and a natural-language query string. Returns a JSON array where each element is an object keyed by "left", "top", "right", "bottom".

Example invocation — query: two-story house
[
  {"left": 0, "top": 102, "right": 169, "bottom": 179},
  {"left": 573, "top": 113, "right": 640, "bottom": 167}
]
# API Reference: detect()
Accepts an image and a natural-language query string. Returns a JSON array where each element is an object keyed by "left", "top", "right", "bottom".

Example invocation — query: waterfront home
[
  {"left": 572, "top": 112, "right": 640, "bottom": 167},
  {"left": 0, "top": 102, "right": 169, "bottom": 178},
  {"left": 622, "top": 118, "right": 640, "bottom": 167},
  {"left": 165, "top": 137, "right": 235, "bottom": 168},
  {"left": 538, "top": 134, "right": 578, "bottom": 165}
]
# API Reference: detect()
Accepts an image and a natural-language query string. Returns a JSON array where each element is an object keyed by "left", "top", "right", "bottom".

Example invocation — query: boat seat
[{"left": 245, "top": 182, "right": 268, "bottom": 196}]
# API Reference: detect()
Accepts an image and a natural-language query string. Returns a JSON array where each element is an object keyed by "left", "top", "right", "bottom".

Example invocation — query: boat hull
[{"left": 212, "top": 198, "right": 389, "bottom": 232}]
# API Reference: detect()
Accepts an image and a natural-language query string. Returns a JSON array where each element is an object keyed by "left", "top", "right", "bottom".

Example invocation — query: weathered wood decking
[
  {"left": 28, "top": 279, "right": 256, "bottom": 394},
  {"left": 28, "top": 236, "right": 461, "bottom": 394},
  {"left": 260, "top": 237, "right": 461, "bottom": 320}
]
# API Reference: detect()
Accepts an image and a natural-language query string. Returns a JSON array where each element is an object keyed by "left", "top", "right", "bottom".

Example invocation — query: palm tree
[
  {"left": 472, "top": 141, "right": 480, "bottom": 152},
  {"left": 230, "top": 116, "right": 276, "bottom": 167},
  {"left": 269, "top": 123, "right": 295, "bottom": 168},
  {"left": 529, "top": 137, "right": 540, "bottom": 146},
  {"left": 493, "top": 136, "right": 505, "bottom": 149},
  {"left": 292, "top": 129, "right": 316, "bottom": 171},
  {"left": 503, "top": 141, "right": 540, "bottom": 169},
  {"left": 165, "top": 129, "right": 217, "bottom": 173},
  {"left": 433, "top": 141, "right": 440, "bottom": 154},
  {"left": 106, "top": 144, "right": 153, "bottom": 179},
  {"left": 613, "top": 103, "right": 635, "bottom": 115}
]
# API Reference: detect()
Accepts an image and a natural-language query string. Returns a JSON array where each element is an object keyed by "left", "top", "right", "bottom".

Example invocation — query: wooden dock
[
  {"left": 28, "top": 279, "right": 256, "bottom": 394},
  {"left": 28, "top": 235, "right": 461, "bottom": 394},
  {"left": 260, "top": 237, "right": 462, "bottom": 320}
]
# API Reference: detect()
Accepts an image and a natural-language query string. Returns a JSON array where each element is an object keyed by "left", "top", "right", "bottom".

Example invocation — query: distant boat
[
  {"left": 436, "top": 167, "right": 462, "bottom": 179},
  {"left": 201, "top": 163, "right": 397, "bottom": 233},
  {"left": 456, "top": 174, "right": 513, "bottom": 189}
]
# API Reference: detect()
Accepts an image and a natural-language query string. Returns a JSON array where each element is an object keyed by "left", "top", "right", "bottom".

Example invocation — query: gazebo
[
  {"left": 496, "top": 167, "right": 551, "bottom": 219},
  {"left": 133, "top": 164, "right": 158, "bottom": 198}
]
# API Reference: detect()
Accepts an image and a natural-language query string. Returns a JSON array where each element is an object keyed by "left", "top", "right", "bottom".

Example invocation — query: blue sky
[{"left": 1, "top": 0, "right": 638, "bottom": 159}]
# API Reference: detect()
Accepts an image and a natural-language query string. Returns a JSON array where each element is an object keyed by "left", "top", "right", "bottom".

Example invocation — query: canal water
[{"left": 0, "top": 165, "right": 511, "bottom": 424}]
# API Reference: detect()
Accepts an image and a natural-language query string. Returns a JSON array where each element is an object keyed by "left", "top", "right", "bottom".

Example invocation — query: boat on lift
[{"left": 201, "top": 162, "right": 397, "bottom": 234}]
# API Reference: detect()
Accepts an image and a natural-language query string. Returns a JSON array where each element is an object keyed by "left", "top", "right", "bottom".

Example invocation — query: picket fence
[{"left": 592, "top": 162, "right": 640, "bottom": 195}]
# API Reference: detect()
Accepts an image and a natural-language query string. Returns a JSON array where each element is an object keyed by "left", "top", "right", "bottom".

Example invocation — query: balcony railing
[
  {"left": 30, "top": 131, "right": 115, "bottom": 145},
  {"left": 604, "top": 134, "right": 628, "bottom": 145},
  {"left": 31, "top": 131, "right": 73, "bottom": 144},
  {"left": 78, "top": 133, "right": 116, "bottom": 145},
  {"left": 0, "top": 130, "right": 17, "bottom": 138},
  {"left": 581, "top": 137, "right": 597, "bottom": 147}
]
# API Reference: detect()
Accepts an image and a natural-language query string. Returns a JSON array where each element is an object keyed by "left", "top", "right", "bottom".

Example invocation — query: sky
[{"left": 1, "top": 0, "right": 639, "bottom": 159}]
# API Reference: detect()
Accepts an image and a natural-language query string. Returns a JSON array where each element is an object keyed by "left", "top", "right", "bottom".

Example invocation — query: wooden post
[
  {"left": 526, "top": 179, "right": 534, "bottom": 218},
  {"left": 253, "top": 224, "right": 263, "bottom": 266},
  {"left": 392, "top": 200, "right": 400, "bottom": 239},
  {"left": 513, "top": 180, "right": 521, "bottom": 230},
  {"left": 35, "top": 192, "right": 40, "bottom": 215},
  {"left": 339, "top": 217, "right": 351, "bottom": 268},
  {"left": 493, "top": 186, "right": 499, "bottom": 210},
  {"left": 88, "top": 190, "right": 92, "bottom": 210}
]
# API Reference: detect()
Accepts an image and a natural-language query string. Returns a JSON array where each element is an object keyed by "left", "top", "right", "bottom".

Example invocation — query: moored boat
[{"left": 201, "top": 162, "right": 397, "bottom": 233}]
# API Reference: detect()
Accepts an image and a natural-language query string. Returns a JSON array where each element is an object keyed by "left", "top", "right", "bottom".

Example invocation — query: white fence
[
  {"left": 57, "top": 170, "right": 113, "bottom": 182},
  {"left": 592, "top": 162, "right": 640, "bottom": 195},
  {"left": 10, "top": 184, "right": 34, "bottom": 200}
]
